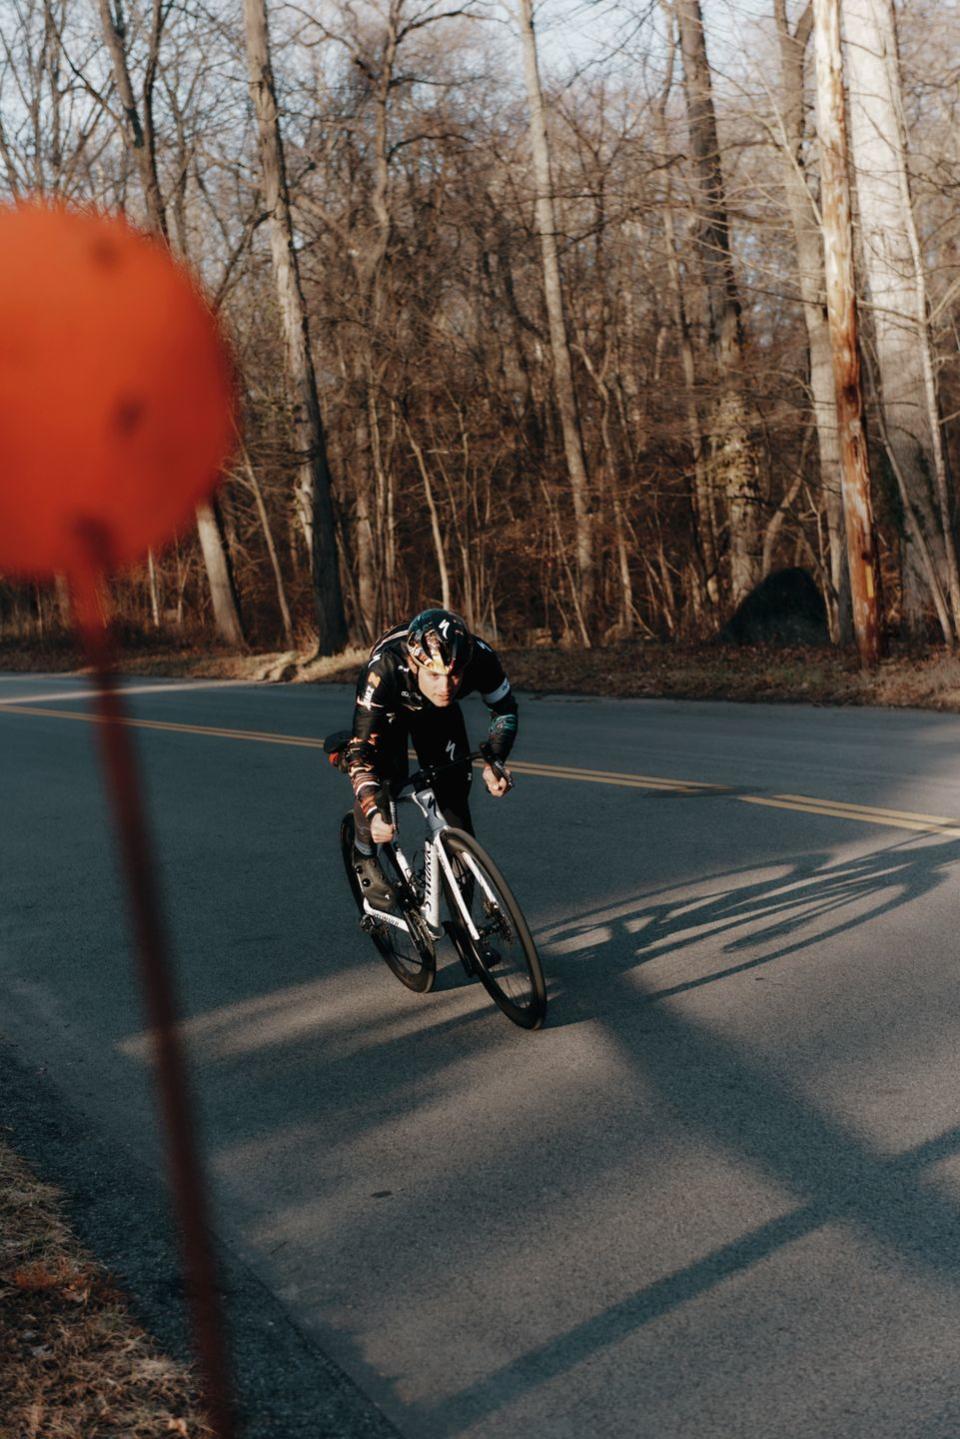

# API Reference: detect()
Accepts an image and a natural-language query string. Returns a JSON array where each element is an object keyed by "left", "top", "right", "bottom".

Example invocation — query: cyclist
[{"left": 340, "top": 609, "right": 518, "bottom": 908}]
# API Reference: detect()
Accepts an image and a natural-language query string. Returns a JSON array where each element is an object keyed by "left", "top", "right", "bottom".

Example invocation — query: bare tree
[
  {"left": 244, "top": 0, "right": 347, "bottom": 653},
  {"left": 655, "top": 19, "right": 718, "bottom": 612},
  {"left": 673, "top": 0, "right": 763, "bottom": 607},
  {"left": 97, "top": 0, "right": 167, "bottom": 232},
  {"left": 812, "top": 0, "right": 880, "bottom": 662},
  {"left": 96, "top": 0, "right": 245, "bottom": 646},
  {"left": 844, "top": 0, "right": 960, "bottom": 640},
  {"left": 516, "top": 0, "right": 594, "bottom": 636},
  {"left": 774, "top": 0, "right": 851, "bottom": 642}
]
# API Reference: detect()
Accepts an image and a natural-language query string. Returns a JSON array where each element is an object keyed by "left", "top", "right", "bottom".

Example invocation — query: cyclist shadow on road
[
  {"left": 411, "top": 832, "right": 960, "bottom": 1435},
  {"left": 536, "top": 831, "right": 960, "bottom": 1020}
]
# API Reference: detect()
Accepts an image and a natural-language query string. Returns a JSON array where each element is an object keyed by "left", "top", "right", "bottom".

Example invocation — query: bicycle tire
[
  {"left": 339, "top": 812, "right": 436, "bottom": 993},
  {"left": 439, "top": 827, "right": 546, "bottom": 1029}
]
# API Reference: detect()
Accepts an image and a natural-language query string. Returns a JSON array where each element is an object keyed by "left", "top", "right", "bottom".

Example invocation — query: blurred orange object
[{"left": 0, "top": 201, "right": 235, "bottom": 579}]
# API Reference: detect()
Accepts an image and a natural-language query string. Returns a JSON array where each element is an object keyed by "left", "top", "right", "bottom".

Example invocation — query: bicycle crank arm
[
  {"left": 359, "top": 900, "right": 443, "bottom": 942},
  {"left": 360, "top": 903, "right": 410, "bottom": 933}
]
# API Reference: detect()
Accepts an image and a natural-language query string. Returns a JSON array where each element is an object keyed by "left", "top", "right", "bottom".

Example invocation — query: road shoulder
[{"left": 0, "top": 1038, "right": 400, "bottom": 1439}]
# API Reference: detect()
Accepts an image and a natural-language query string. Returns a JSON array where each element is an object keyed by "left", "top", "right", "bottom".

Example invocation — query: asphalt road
[{"left": 4, "top": 673, "right": 960, "bottom": 1437}]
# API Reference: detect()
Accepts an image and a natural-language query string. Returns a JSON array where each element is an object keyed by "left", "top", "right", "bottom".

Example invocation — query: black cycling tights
[{"left": 353, "top": 702, "right": 475, "bottom": 850}]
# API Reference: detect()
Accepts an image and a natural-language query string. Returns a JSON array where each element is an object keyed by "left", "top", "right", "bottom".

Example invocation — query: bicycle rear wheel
[
  {"left": 440, "top": 828, "right": 546, "bottom": 1029},
  {"left": 339, "top": 812, "right": 436, "bottom": 993}
]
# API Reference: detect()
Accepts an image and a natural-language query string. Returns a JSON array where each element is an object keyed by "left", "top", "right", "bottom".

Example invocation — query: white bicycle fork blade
[{"left": 436, "top": 840, "right": 486, "bottom": 941}]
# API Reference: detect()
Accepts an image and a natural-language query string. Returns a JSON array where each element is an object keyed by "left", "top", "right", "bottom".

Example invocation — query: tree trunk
[
  {"left": 812, "top": 0, "right": 881, "bottom": 664},
  {"left": 656, "top": 96, "right": 719, "bottom": 607},
  {"left": 354, "top": 484, "right": 378, "bottom": 643},
  {"left": 146, "top": 550, "right": 161, "bottom": 630},
  {"left": 775, "top": 0, "right": 852, "bottom": 643},
  {"left": 97, "top": 0, "right": 245, "bottom": 646},
  {"left": 843, "top": 0, "right": 959, "bottom": 640},
  {"left": 240, "top": 449, "right": 294, "bottom": 647},
  {"left": 53, "top": 575, "right": 72, "bottom": 629},
  {"left": 761, "top": 431, "right": 808, "bottom": 577},
  {"left": 612, "top": 492, "right": 636, "bottom": 633},
  {"left": 674, "top": 0, "right": 763, "bottom": 607},
  {"left": 195, "top": 501, "right": 245, "bottom": 646},
  {"left": 97, "top": 0, "right": 167, "bottom": 236},
  {"left": 517, "top": 0, "right": 596, "bottom": 624},
  {"left": 404, "top": 417, "right": 452, "bottom": 611},
  {"left": 243, "top": 0, "right": 348, "bottom": 654},
  {"left": 367, "top": 375, "right": 396, "bottom": 619}
]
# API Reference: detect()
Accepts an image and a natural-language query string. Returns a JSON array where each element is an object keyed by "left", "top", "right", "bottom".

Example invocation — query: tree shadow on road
[{"left": 419, "top": 1014, "right": 960, "bottom": 1435}]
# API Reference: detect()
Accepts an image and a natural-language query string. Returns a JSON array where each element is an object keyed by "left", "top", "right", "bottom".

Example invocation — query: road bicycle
[{"left": 325, "top": 736, "right": 547, "bottom": 1030}]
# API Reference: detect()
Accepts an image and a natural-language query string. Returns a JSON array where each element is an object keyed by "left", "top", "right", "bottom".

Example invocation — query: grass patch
[{"left": 0, "top": 1138, "right": 212, "bottom": 1438}]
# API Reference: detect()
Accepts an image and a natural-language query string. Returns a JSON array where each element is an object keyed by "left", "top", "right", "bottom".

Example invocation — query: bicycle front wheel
[
  {"left": 440, "top": 828, "right": 546, "bottom": 1029},
  {"left": 339, "top": 812, "right": 436, "bottom": 993}
]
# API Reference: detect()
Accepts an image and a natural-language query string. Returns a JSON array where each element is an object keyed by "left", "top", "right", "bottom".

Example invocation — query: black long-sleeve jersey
[{"left": 345, "top": 622, "right": 518, "bottom": 808}]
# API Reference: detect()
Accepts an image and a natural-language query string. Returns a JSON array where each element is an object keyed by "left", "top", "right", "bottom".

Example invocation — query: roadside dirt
[
  {"left": 0, "top": 1140, "right": 211, "bottom": 1438},
  {"left": 7, "top": 636, "right": 960, "bottom": 713}
]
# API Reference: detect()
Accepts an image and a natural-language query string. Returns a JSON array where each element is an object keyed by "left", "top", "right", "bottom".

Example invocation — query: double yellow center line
[
  {"left": 2, "top": 699, "right": 957, "bottom": 840},
  {"left": 740, "top": 792, "right": 960, "bottom": 839},
  {"left": 0, "top": 704, "right": 327, "bottom": 751}
]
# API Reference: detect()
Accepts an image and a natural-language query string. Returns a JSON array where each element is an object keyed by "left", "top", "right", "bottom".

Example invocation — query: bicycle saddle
[{"left": 323, "top": 729, "right": 353, "bottom": 771}]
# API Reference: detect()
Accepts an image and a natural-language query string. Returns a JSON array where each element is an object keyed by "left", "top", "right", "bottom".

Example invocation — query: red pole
[{"left": 70, "top": 531, "right": 235, "bottom": 1439}]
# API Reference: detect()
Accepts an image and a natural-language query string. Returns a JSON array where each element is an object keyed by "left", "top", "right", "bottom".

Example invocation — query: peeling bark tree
[
  {"left": 812, "top": 0, "right": 880, "bottom": 665},
  {"left": 517, "top": 0, "right": 595, "bottom": 632},
  {"left": 843, "top": 0, "right": 960, "bottom": 642},
  {"left": 674, "top": 0, "right": 763, "bottom": 608},
  {"left": 774, "top": 0, "right": 852, "bottom": 643},
  {"left": 244, "top": 0, "right": 348, "bottom": 654}
]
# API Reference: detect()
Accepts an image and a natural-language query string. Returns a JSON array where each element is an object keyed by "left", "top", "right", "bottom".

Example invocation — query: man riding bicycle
[{"left": 340, "top": 609, "right": 518, "bottom": 909}]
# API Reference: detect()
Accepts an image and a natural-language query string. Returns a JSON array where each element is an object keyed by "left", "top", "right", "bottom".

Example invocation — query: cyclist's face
[{"left": 416, "top": 665, "right": 461, "bottom": 707}]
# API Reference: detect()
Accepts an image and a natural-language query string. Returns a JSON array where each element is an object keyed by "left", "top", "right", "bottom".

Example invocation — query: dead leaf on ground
[{"left": 10, "top": 1259, "right": 72, "bottom": 1291}]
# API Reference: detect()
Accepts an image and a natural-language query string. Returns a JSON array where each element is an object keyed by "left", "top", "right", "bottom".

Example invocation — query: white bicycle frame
[{"left": 360, "top": 783, "right": 497, "bottom": 942}]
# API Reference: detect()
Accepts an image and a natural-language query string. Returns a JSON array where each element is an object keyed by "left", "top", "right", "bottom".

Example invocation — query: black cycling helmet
[{"left": 405, "top": 609, "right": 473, "bottom": 677}]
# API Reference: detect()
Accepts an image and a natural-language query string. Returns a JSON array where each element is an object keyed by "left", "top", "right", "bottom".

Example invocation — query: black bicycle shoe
[{"left": 352, "top": 848, "right": 397, "bottom": 911}]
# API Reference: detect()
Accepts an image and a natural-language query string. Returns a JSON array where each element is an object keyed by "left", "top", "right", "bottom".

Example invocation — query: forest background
[{"left": 2, "top": 0, "right": 959, "bottom": 669}]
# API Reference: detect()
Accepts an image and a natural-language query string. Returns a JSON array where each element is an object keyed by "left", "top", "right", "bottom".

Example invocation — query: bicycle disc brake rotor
[{"left": 458, "top": 880, "right": 527, "bottom": 1003}]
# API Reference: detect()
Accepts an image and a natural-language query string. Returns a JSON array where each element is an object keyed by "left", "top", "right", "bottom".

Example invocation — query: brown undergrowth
[
  {"left": 0, "top": 1139, "right": 212, "bottom": 1439},
  {"left": 7, "top": 636, "right": 960, "bottom": 712}
]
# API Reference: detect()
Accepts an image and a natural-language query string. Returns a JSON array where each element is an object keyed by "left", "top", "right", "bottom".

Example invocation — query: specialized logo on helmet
[{"left": 406, "top": 608, "right": 473, "bottom": 676}]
